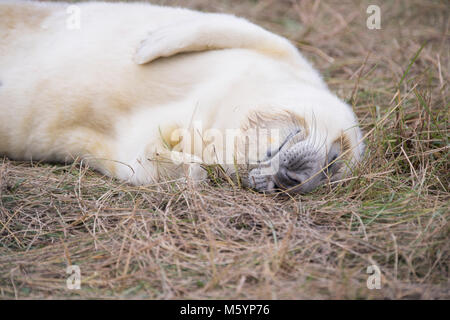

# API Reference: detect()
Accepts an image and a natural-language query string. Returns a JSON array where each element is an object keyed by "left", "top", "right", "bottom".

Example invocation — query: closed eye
[
  {"left": 329, "top": 154, "right": 338, "bottom": 164},
  {"left": 325, "top": 151, "right": 340, "bottom": 175}
]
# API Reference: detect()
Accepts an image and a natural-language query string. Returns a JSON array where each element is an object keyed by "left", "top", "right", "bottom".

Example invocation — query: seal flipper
[{"left": 133, "top": 13, "right": 299, "bottom": 65}]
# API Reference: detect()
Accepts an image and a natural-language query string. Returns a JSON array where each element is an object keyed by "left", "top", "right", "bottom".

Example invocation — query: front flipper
[{"left": 134, "top": 13, "right": 299, "bottom": 65}]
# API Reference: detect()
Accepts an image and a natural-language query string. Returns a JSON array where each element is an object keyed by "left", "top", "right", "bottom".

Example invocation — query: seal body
[{"left": 0, "top": 1, "right": 364, "bottom": 193}]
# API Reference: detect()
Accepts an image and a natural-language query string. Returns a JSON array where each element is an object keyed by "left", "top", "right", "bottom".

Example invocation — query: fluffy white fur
[{"left": 0, "top": 1, "right": 364, "bottom": 192}]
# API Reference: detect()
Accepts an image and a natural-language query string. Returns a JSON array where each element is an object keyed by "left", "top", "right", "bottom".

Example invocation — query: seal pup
[{"left": 0, "top": 1, "right": 364, "bottom": 193}]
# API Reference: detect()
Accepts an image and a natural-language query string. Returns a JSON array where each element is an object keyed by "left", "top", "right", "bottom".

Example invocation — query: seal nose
[
  {"left": 273, "top": 140, "right": 327, "bottom": 192},
  {"left": 248, "top": 140, "right": 326, "bottom": 193},
  {"left": 274, "top": 166, "right": 302, "bottom": 188}
]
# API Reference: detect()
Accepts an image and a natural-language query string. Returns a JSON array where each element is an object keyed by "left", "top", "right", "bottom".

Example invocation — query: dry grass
[{"left": 0, "top": 0, "right": 448, "bottom": 299}]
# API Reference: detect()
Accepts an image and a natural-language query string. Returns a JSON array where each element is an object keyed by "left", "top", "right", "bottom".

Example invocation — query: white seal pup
[{"left": 0, "top": 1, "right": 364, "bottom": 193}]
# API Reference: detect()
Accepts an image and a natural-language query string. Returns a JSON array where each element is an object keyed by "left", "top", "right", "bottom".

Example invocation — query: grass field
[{"left": 0, "top": 0, "right": 448, "bottom": 299}]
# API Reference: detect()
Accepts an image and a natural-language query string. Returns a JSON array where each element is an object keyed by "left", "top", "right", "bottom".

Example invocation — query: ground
[{"left": 0, "top": 0, "right": 448, "bottom": 299}]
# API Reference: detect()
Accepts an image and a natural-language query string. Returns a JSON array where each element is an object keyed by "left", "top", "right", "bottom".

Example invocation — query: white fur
[{"left": 0, "top": 1, "right": 363, "bottom": 188}]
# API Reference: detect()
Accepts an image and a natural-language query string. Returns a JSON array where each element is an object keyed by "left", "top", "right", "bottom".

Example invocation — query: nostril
[
  {"left": 274, "top": 166, "right": 301, "bottom": 188},
  {"left": 286, "top": 171, "right": 302, "bottom": 184}
]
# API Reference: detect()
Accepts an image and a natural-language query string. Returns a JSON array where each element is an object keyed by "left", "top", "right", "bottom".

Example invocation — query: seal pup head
[{"left": 237, "top": 106, "right": 364, "bottom": 194}]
